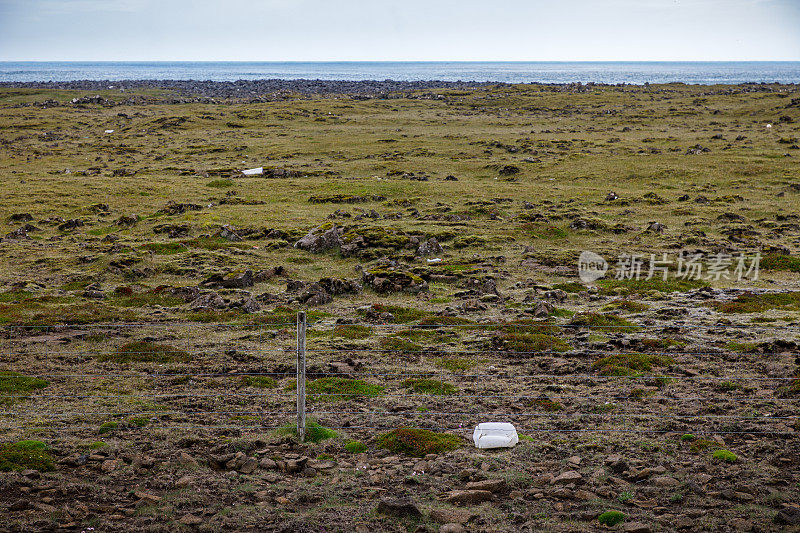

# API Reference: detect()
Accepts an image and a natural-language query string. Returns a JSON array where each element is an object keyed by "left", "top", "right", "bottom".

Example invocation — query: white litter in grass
[
  {"left": 427, "top": 258, "right": 442, "bottom": 264},
  {"left": 104, "top": 130, "right": 114, "bottom": 134},
  {"left": 766, "top": 124, "right": 772, "bottom": 129},
  {"left": 241, "top": 167, "right": 263, "bottom": 176},
  {"left": 473, "top": 422, "right": 519, "bottom": 449}
]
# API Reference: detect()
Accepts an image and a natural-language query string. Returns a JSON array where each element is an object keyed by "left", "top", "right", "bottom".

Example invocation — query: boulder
[
  {"left": 376, "top": 499, "right": 422, "bottom": 520},
  {"left": 417, "top": 237, "right": 443, "bottom": 256},
  {"left": 362, "top": 268, "right": 428, "bottom": 294},
  {"left": 445, "top": 490, "right": 493, "bottom": 505},
  {"left": 298, "top": 283, "right": 333, "bottom": 306},
  {"left": 294, "top": 225, "right": 342, "bottom": 253}
]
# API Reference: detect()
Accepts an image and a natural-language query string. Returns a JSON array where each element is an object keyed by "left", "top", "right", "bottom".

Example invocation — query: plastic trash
[
  {"left": 473, "top": 422, "right": 518, "bottom": 449},
  {"left": 242, "top": 167, "right": 263, "bottom": 176},
  {"left": 104, "top": 130, "right": 114, "bottom": 134},
  {"left": 427, "top": 258, "right": 442, "bottom": 264}
]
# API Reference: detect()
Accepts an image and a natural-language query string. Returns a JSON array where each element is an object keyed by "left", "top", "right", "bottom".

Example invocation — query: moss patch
[
  {"left": 592, "top": 353, "right": 675, "bottom": 376},
  {"left": 241, "top": 376, "right": 277, "bottom": 388},
  {"left": 713, "top": 292, "right": 800, "bottom": 314},
  {"left": 0, "top": 372, "right": 48, "bottom": 405},
  {"left": 376, "top": 428, "right": 461, "bottom": 457},
  {"left": 0, "top": 440, "right": 55, "bottom": 472},
  {"left": 496, "top": 332, "right": 570, "bottom": 353},
  {"left": 277, "top": 420, "right": 337, "bottom": 443},
  {"left": 569, "top": 312, "right": 639, "bottom": 331},
  {"left": 332, "top": 324, "right": 372, "bottom": 340},
  {"left": 597, "top": 510, "right": 625, "bottom": 527},
  {"left": 306, "top": 377, "right": 385, "bottom": 402}
]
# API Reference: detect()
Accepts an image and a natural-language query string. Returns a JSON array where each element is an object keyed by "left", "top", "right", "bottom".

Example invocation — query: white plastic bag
[
  {"left": 241, "top": 167, "right": 263, "bottom": 176},
  {"left": 473, "top": 422, "right": 519, "bottom": 449}
]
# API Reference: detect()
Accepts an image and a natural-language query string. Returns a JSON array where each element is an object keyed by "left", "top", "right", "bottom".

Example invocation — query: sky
[{"left": 0, "top": 0, "right": 799, "bottom": 61}]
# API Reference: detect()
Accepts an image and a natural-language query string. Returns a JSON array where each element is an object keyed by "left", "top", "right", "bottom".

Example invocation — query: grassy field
[{"left": 0, "top": 84, "right": 798, "bottom": 532}]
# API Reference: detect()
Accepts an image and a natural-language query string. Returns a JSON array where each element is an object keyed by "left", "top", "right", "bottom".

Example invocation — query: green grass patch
[
  {"left": 0, "top": 440, "right": 54, "bottom": 472},
  {"left": 305, "top": 377, "right": 385, "bottom": 402},
  {"left": 402, "top": 378, "right": 457, "bottom": 395},
  {"left": 376, "top": 428, "right": 461, "bottom": 457},
  {"left": 435, "top": 356, "right": 475, "bottom": 373},
  {"left": 760, "top": 254, "right": 800, "bottom": 273},
  {"left": 591, "top": 353, "right": 675, "bottom": 376},
  {"left": 602, "top": 299, "right": 649, "bottom": 313},
  {"left": 241, "top": 376, "right": 277, "bottom": 388},
  {"left": 277, "top": 420, "right": 337, "bottom": 443},
  {"left": 182, "top": 237, "right": 252, "bottom": 251},
  {"left": 569, "top": 312, "right": 639, "bottom": 331},
  {"left": 344, "top": 440, "right": 367, "bottom": 454},
  {"left": 0, "top": 372, "right": 48, "bottom": 405},
  {"left": 98, "top": 421, "right": 118, "bottom": 434},
  {"left": 713, "top": 292, "right": 800, "bottom": 314},
  {"left": 332, "top": 324, "right": 372, "bottom": 340},
  {"left": 712, "top": 449, "right": 738, "bottom": 463},
  {"left": 597, "top": 510, "right": 625, "bottom": 527},
  {"left": 495, "top": 332, "right": 570, "bottom": 353},
  {"left": 552, "top": 282, "right": 585, "bottom": 293},
  {"left": 99, "top": 341, "right": 190, "bottom": 364},
  {"left": 725, "top": 342, "right": 759, "bottom": 354},
  {"left": 380, "top": 336, "right": 423, "bottom": 352}
]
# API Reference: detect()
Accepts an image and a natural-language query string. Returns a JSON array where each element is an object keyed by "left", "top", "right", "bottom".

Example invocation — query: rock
[
  {"left": 606, "top": 192, "right": 619, "bottom": 201},
  {"left": 624, "top": 523, "right": 652, "bottom": 533},
  {"left": 5, "top": 227, "right": 30, "bottom": 240},
  {"left": 776, "top": 506, "right": 800, "bottom": 526},
  {"left": 362, "top": 268, "right": 428, "bottom": 294},
  {"left": 8, "top": 499, "right": 30, "bottom": 511},
  {"left": 178, "top": 514, "right": 203, "bottom": 526},
  {"left": 259, "top": 457, "right": 277, "bottom": 470},
  {"left": 531, "top": 300, "right": 555, "bottom": 317},
  {"left": 294, "top": 225, "right": 342, "bottom": 253},
  {"left": 298, "top": 282, "right": 333, "bottom": 306},
  {"left": 101, "top": 459, "right": 118, "bottom": 473},
  {"left": 177, "top": 452, "right": 199, "bottom": 468},
  {"left": 444, "top": 490, "right": 493, "bottom": 505},
  {"left": 465, "top": 479, "right": 506, "bottom": 493},
  {"left": 318, "top": 277, "right": 361, "bottom": 295},
  {"left": 239, "top": 297, "right": 261, "bottom": 313},
  {"left": 552, "top": 471, "right": 582, "bottom": 484},
  {"left": 440, "top": 524, "right": 464, "bottom": 533},
  {"left": 646, "top": 221, "right": 665, "bottom": 233},
  {"left": 175, "top": 475, "right": 194, "bottom": 488},
  {"left": 115, "top": 214, "right": 140, "bottom": 226},
  {"left": 652, "top": 476, "right": 680, "bottom": 488},
  {"left": 417, "top": 237, "right": 443, "bottom": 256},
  {"left": 218, "top": 224, "right": 243, "bottom": 241},
  {"left": 376, "top": 499, "right": 422, "bottom": 519},
  {"left": 226, "top": 452, "right": 257, "bottom": 474},
  {"left": 221, "top": 269, "right": 253, "bottom": 288},
  {"left": 134, "top": 491, "right": 161, "bottom": 503},
  {"left": 189, "top": 291, "right": 226, "bottom": 310}
]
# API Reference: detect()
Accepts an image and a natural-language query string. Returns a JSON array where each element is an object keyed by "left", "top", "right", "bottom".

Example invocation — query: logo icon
[{"left": 578, "top": 251, "right": 608, "bottom": 283}]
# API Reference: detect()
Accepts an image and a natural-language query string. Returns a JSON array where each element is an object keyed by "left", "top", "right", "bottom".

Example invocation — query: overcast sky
[{"left": 1, "top": 0, "right": 799, "bottom": 61}]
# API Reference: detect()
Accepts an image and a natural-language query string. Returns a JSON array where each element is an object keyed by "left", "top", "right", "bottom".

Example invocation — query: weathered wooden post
[{"left": 296, "top": 311, "right": 307, "bottom": 442}]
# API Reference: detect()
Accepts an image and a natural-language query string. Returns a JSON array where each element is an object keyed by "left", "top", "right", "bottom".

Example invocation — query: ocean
[{"left": 1, "top": 61, "right": 799, "bottom": 85}]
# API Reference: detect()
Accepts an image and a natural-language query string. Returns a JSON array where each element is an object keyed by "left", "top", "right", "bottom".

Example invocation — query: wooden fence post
[{"left": 296, "top": 311, "right": 307, "bottom": 442}]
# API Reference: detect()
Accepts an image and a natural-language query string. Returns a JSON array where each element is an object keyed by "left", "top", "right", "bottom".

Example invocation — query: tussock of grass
[
  {"left": 206, "top": 179, "right": 234, "bottom": 188},
  {"left": 376, "top": 428, "right": 461, "bottom": 457},
  {"left": 602, "top": 299, "right": 649, "bottom": 313},
  {"left": 714, "top": 292, "right": 800, "bottom": 314},
  {"left": 332, "top": 324, "right": 372, "bottom": 340},
  {"left": 241, "top": 376, "right": 277, "bottom": 388},
  {"left": 99, "top": 341, "right": 190, "bottom": 364},
  {"left": 402, "top": 378, "right": 457, "bottom": 395},
  {"left": 435, "top": 357, "right": 475, "bottom": 373},
  {"left": 760, "top": 254, "right": 800, "bottom": 273},
  {"left": 344, "top": 440, "right": 367, "bottom": 453},
  {"left": 0, "top": 372, "right": 48, "bottom": 405},
  {"left": 598, "top": 510, "right": 625, "bottom": 527},
  {"left": 380, "top": 336, "right": 423, "bottom": 352},
  {"left": 496, "top": 332, "right": 570, "bottom": 353},
  {"left": 0, "top": 440, "right": 54, "bottom": 472},
  {"left": 712, "top": 449, "right": 738, "bottom": 463},
  {"left": 569, "top": 312, "right": 639, "bottom": 331},
  {"left": 592, "top": 353, "right": 674, "bottom": 376},
  {"left": 277, "top": 420, "right": 337, "bottom": 443},
  {"left": 304, "top": 377, "right": 384, "bottom": 402}
]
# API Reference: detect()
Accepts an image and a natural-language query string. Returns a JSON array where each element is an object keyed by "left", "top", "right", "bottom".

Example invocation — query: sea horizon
[{"left": 2, "top": 60, "right": 799, "bottom": 85}]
